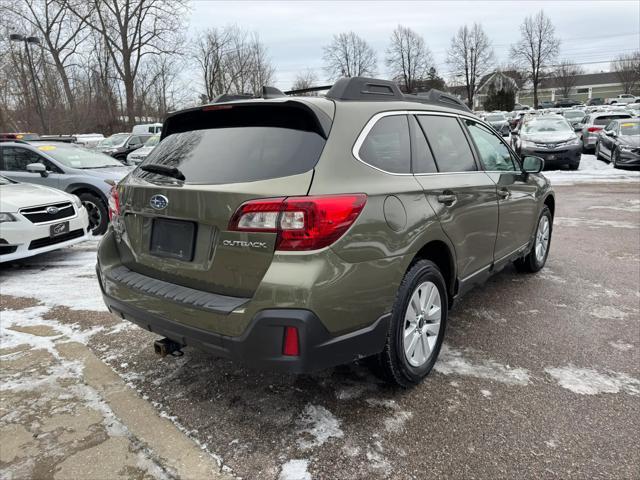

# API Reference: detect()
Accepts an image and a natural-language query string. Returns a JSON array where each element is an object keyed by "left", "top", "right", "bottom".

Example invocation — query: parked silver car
[
  {"left": 0, "top": 141, "right": 132, "bottom": 234},
  {"left": 579, "top": 111, "right": 633, "bottom": 152}
]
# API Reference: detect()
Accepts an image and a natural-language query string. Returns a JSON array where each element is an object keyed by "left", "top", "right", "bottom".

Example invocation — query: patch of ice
[
  {"left": 587, "top": 199, "right": 640, "bottom": 212},
  {"left": 279, "top": 460, "right": 311, "bottom": 480},
  {"left": 0, "top": 248, "right": 107, "bottom": 311},
  {"left": 609, "top": 340, "right": 633, "bottom": 351},
  {"left": 296, "top": 404, "right": 343, "bottom": 450},
  {"left": 544, "top": 155, "right": 640, "bottom": 185},
  {"left": 435, "top": 345, "right": 530, "bottom": 386},
  {"left": 545, "top": 366, "right": 640, "bottom": 396},
  {"left": 480, "top": 389, "right": 492, "bottom": 397}
]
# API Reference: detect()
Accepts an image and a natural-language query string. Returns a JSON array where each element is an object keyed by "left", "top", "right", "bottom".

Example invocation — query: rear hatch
[{"left": 116, "top": 101, "right": 331, "bottom": 298}]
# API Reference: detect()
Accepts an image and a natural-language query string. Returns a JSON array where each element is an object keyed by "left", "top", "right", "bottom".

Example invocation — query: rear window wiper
[{"left": 140, "top": 164, "right": 185, "bottom": 181}]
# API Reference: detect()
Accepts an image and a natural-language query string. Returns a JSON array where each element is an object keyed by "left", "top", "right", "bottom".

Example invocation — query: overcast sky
[{"left": 189, "top": 0, "right": 640, "bottom": 90}]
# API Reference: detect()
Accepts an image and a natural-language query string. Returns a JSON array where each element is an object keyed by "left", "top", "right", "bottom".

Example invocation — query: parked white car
[
  {"left": 0, "top": 176, "right": 90, "bottom": 262},
  {"left": 132, "top": 123, "right": 162, "bottom": 135},
  {"left": 126, "top": 134, "right": 160, "bottom": 165},
  {"left": 605, "top": 94, "right": 638, "bottom": 105}
]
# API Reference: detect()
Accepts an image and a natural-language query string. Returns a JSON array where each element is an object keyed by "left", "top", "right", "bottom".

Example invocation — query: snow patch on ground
[
  {"left": 365, "top": 398, "right": 413, "bottom": 433},
  {"left": 609, "top": 340, "right": 634, "bottom": 351},
  {"left": 554, "top": 217, "right": 639, "bottom": 230},
  {"left": 590, "top": 306, "right": 628, "bottom": 320},
  {"left": 279, "top": 460, "right": 311, "bottom": 480},
  {"left": 480, "top": 389, "right": 492, "bottom": 398},
  {"left": 587, "top": 199, "right": 640, "bottom": 212},
  {"left": 545, "top": 366, "right": 640, "bottom": 396},
  {"left": 0, "top": 246, "right": 106, "bottom": 311},
  {"left": 296, "top": 404, "right": 343, "bottom": 450},
  {"left": 435, "top": 345, "right": 530, "bottom": 386},
  {"left": 544, "top": 155, "right": 640, "bottom": 185}
]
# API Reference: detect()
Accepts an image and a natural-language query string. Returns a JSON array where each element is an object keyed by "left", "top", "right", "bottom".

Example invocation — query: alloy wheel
[
  {"left": 535, "top": 215, "right": 550, "bottom": 263},
  {"left": 83, "top": 200, "right": 102, "bottom": 233},
  {"left": 403, "top": 281, "right": 442, "bottom": 368}
]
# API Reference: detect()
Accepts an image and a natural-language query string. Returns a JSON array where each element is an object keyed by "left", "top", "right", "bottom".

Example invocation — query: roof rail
[
  {"left": 326, "top": 77, "right": 404, "bottom": 102},
  {"left": 0, "top": 138, "right": 29, "bottom": 144},
  {"left": 325, "top": 76, "right": 471, "bottom": 113}
]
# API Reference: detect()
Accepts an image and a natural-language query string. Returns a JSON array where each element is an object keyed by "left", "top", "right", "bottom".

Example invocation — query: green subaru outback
[{"left": 97, "top": 77, "right": 554, "bottom": 387}]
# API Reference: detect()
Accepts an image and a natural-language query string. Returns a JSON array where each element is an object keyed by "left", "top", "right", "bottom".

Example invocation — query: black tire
[
  {"left": 595, "top": 142, "right": 604, "bottom": 161},
  {"left": 515, "top": 206, "right": 552, "bottom": 273},
  {"left": 612, "top": 148, "right": 620, "bottom": 169},
  {"left": 78, "top": 192, "right": 108, "bottom": 235},
  {"left": 374, "top": 260, "right": 448, "bottom": 388},
  {"left": 569, "top": 161, "right": 580, "bottom": 170}
]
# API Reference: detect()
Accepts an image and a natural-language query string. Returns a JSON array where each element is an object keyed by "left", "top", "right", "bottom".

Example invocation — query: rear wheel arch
[
  {"left": 410, "top": 240, "right": 456, "bottom": 306},
  {"left": 66, "top": 184, "right": 108, "bottom": 205}
]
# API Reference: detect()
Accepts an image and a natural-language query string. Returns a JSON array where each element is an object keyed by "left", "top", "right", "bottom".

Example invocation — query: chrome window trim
[{"left": 352, "top": 109, "right": 495, "bottom": 177}]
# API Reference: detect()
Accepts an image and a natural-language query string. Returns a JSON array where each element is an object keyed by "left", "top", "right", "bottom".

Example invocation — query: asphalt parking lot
[{"left": 1, "top": 181, "right": 639, "bottom": 479}]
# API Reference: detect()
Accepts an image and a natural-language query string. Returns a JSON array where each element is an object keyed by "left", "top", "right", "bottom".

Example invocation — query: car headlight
[
  {"left": 521, "top": 140, "right": 536, "bottom": 148},
  {"left": 567, "top": 137, "right": 581, "bottom": 145},
  {"left": 0, "top": 213, "right": 17, "bottom": 222},
  {"left": 619, "top": 145, "right": 634, "bottom": 151},
  {"left": 71, "top": 194, "right": 82, "bottom": 209}
]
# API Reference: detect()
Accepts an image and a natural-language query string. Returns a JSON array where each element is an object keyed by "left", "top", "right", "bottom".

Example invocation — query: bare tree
[
  {"left": 447, "top": 23, "right": 494, "bottom": 108},
  {"left": 322, "top": 32, "right": 376, "bottom": 79},
  {"left": 193, "top": 26, "right": 274, "bottom": 101},
  {"left": 385, "top": 25, "right": 433, "bottom": 93},
  {"left": 510, "top": 10, "right": 560, "bottom": 108},
  {"left": 552, "top": 60, "right": 584, "bottom": 98},
  {"left": 7, "top": 0, "right": 91, "bottom": 128},
  {"left": 68, "top": 0, "right": 187, "bottom": 127},
  {"left": 290, "top": 69, "right": 318, "bottom": 94},
  {"left": 611, "top": 51, "right": 640, "bottom": 94}
]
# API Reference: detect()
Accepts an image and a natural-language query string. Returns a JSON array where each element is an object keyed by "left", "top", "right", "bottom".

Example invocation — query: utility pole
[{"left": 10, "top": 34, "right": 47, "bottom": 134}]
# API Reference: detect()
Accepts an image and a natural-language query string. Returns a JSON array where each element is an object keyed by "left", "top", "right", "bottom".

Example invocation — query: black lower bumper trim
[{"left": 102, "top": 292, "right": 390, "bottom": 374}]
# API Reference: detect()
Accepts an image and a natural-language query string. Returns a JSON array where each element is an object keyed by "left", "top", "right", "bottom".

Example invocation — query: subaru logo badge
[
  {"left": 150, "top": 194, "right": 169, "bottom": 210},
  {"left": 46, "top": 206, "right": 59, "bottom": 215}
]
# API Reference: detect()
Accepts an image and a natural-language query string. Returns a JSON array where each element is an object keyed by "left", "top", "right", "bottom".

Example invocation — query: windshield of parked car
[
  {"left": 0, "top": 175, "right": 16, "bottom": 185},
  {"left": 485, "top": 114, "right": 506, "bottom": 122},
  {"left": 37, "top": 144, "right": 123, "bottom": 169},
  {"left": 522, "top": 118, "right": 572, "bottom": 134},
  {"left": 620, "top": 122, "right": 640, "bottom": 136},
  {"left": 145, "top": 134, "right": 160, "bottom": 147},
  {"left": 594, "top": 115, "right": 632, "bottom": 126},
  {"left": 563, "top": 111, "right": 584, "bottom": 121},
  {"left": 98, "top": 133, "right": 129, "bottom": 147}
]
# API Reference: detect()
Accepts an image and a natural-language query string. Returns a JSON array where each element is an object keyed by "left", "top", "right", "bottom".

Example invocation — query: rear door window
[
  {"left": 417, "top": 115, "right": 477, "bottom": 172},
  {"left": 359, "top": 115, "right": 410, "bottom": 173},
  {"left": 138, "top": 105, "right": 327, "bottom": 185}
]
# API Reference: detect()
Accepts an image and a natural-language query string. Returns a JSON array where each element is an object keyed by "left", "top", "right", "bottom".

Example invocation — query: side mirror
[
  {"left": 522, "top": 156, "right": 544, "bottom": 174},
  {"left": 573, "top": 123, "right": 583, "bottom": 132},
  {"left": 605, "top": 130, "right": 616, "bottom": 137},
  {"left": 26, "top": 162, "right": 49, "bottom": 177}
]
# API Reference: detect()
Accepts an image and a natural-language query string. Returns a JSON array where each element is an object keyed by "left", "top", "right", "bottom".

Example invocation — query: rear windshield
[
  {"left": 594, "top": 115, "right": 632, "bottom": 125},
  {"left": 137, "top": 104, "right": 327, "bottom": 184}
]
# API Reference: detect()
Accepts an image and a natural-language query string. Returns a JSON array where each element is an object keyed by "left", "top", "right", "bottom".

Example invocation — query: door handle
[
  {"left": 497, "top": 188, "right": 511, "bottom": 200},
  {"left": 437, "top": 193, "right": 457, "bottom": 206}
]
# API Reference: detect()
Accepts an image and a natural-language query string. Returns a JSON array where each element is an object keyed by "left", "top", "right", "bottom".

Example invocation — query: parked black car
[
  {"left": 587, "top": 98, "right": 604, "bottom": 106},
  {"left": 554, "top": 98, "right": 581, "bottom": 108},
  {"left": 538, "top": 100, "right": 555, "bottom": 109},
  {"left": 97, "top": 133, "right": 152, "bottom": 162},
  {"left": 595, "top": 119, "right": 640, "bottom": 168}
]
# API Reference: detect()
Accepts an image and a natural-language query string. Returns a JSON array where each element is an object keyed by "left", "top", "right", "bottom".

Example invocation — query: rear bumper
[{"left": 100, "top": 285, "right": 390, "bottom": 374}]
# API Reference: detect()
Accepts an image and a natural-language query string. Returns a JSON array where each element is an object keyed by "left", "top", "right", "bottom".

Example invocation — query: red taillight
[
  {"left": 108, "top": 185, "right": 120, "bottom": 220},
  {"left": 283, "top": 326, "right": 299, "bottom": 356},
  {"left": 229, "top": 194, "right": 367, "bottom": 251},
  {"left": 587, "top": 127, "right": 602, "bottom": 133}
]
